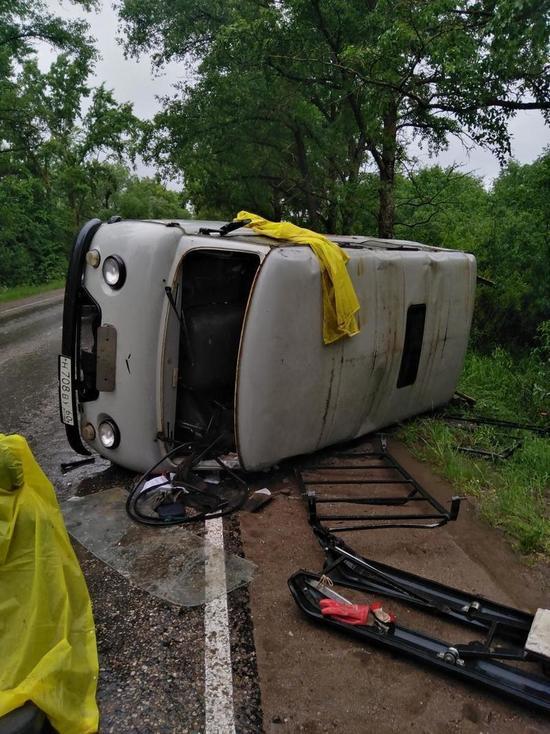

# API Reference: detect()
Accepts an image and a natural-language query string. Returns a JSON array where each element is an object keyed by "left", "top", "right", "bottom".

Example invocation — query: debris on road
[
  {"left": 125, "top": 441, "right": 249, "bottom": 527},
  {"left": 440, "top": 413, "right": 550, "bottom": 435},
  {"left": 62, "top": 487, "right": 255, "bottom": 607},
  {"left": 60, "top": 456, "right": 96, "bottom": 473},
  {"left": 319, "top": 597, "right": 372, "bottom": 625},
  {"left": 194, "top": 452, "right": 242, "bottom": 472},
  {"left": 244, "top": 488, "right": 273, "bottom": 513},
  {"left": 298, "top": 435, "right": 461, "bottom": 534},
  {"left": 290, "top": 564, "right": 550, "bottom": 713},
  {"left": 451, "top": 390, "right": 477, "bottom": 407},
  {"left": 436, "top": 408, "right": 549, "bottom": 461},
  {"left": 289, "top": 440, "right": 550, "bottom": 715},
  {"left": 526, "top": 609, "right": 550, "bottom": 660},
  {"left": 456, "top": 437, "right": 523, "bottom": 461}
]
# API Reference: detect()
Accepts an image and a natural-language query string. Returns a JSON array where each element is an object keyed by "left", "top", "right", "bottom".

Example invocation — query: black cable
[
  {"left": 126, "top": 436, "right": 248, "bottom": 526},
  {"left": 440, "top": 414, "right": 549, "bottom": 435}
]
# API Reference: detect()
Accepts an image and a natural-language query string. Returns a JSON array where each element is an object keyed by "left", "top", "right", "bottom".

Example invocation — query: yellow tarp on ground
[
  {"left": 236, "top": 211, "right": 361, "bottom": 344},
  {"left": 0, "top": 434, "right": 99, "bottom": 734}
]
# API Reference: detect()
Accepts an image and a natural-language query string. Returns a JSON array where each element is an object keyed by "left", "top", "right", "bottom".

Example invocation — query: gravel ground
[
  {"left": 77, "top": 544, "right": 207, "bottom": 734},
  {"left": 226, "top": 516, "right": 264, "bottom": 733}
]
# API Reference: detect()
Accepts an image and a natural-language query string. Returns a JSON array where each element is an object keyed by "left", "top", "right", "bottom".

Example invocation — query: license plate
[{"left": 59, "top": 355, "right": 75, "bottom": 425}]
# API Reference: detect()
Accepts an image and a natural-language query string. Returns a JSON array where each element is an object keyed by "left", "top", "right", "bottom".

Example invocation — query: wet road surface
[{"left": 0, "top": 299, "right": 262, "bottom": 733}]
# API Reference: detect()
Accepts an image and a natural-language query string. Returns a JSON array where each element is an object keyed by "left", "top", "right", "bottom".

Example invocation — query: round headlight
[
  {"left": 102, "top": 255, "right": 126, "bottom": 289},
  {"left": 98, "top": 419, "right": 120, "bottom": 449}
]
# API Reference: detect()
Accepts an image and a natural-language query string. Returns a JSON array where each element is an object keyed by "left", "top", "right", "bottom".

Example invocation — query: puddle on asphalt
[{"left": 61, "top": 487, "right": 255, "bottom": 606}]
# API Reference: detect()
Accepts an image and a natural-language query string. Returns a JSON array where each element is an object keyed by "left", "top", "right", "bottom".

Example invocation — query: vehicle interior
[{"left": 173, "top": 249, "right": 260, "bottom": 449}]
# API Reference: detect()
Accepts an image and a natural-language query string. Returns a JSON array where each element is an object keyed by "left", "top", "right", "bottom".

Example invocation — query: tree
[
  {"left": 118, "top": 0, "right": 550, "bottom": 236},
  {"left": 0, "top": 0, "right": 96, "bottom": 171},
  {"left": 474, "top": 151, "right": 550, "bottom": 348},
  {"left": 114, "top": 176, "right": 189, "bottom": 219},
  {"left": 53, "top": 82, "right": 141, "bottom": 229},
  {"left": 393, "top": 165, "right": 490, "bottom": 252},
  {"left": 0, "top": 0, "right": 143, "bottom": 286},
  {"left": 0, "top": 0, "right": 96, "bottom": 285},
  {"left": 144, "top": 69, "right": 354, "bottom": 227}
]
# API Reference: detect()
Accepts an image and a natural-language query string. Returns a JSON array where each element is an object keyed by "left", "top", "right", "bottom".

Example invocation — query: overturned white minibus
[{"left": 59, "top": 218, "right": 476, "bottom": 472}]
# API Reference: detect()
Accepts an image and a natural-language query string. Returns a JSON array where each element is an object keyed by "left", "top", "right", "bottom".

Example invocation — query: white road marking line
[{"left": 204, "top": 517, "right": 236, "bottom": 734}]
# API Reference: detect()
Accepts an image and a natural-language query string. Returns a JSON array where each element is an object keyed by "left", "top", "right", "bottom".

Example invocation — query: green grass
[
  {"left": 398, "top": 347, "right": 550, "bottom": 556},
  {"left": 0, "top": 279, "right": 65, "bottom": 304}
]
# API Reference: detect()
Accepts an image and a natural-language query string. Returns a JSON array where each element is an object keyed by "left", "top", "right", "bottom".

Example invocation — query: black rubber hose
[{"left": 126, "top": 438, "right": 248, "bottom": 526}]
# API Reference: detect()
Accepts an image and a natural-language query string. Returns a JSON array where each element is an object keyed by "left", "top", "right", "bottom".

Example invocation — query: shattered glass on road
[{"left": 62, "top": 487, "right": 256, "bottom": 607}]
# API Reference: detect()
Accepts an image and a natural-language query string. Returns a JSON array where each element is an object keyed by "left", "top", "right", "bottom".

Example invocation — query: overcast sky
[{"left": 43, "top": 0, "right": 550, "bottom": 187}]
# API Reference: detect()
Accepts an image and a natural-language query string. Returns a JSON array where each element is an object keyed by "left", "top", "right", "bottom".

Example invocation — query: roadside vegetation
[
  {"left": 0, "top": 279, "right": 66, "bottom": 304},
  {"left": 395, "top": 153, "right": 550, "bottom": 556},
  {"left": 400, "top": 333, "right": 550, "bottom": 556}
]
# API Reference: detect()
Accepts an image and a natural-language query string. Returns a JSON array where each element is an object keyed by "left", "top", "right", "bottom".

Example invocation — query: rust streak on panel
[{"left": 317, "top": 363, "right": 336, "bottom": 448}]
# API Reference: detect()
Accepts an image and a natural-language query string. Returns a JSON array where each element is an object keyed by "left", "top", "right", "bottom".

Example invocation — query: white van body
[{"left": 59, "top": 219, "right": 476, "bottom": 472}]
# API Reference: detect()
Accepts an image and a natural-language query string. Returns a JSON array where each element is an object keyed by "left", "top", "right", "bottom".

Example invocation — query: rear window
[{"left": 397, "top": 304, "right": 426, "bottom": 388}]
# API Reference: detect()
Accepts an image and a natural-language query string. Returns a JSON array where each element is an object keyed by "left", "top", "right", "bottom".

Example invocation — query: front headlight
[
  {"left": 98, "top": 419, "right": 120, "bottom": 449},
  {"left": 102, "top": 255, "right": 126, "bottom": 289}
]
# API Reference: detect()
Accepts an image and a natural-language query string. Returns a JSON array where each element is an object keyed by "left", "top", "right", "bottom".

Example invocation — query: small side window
[{"left": 397, "top": 304, "right": 426, "bottom": 388}]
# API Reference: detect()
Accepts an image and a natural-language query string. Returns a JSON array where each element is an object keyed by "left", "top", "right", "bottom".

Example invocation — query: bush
[{"left": 400, "top": 346, "right": 550, "bottom": 555}]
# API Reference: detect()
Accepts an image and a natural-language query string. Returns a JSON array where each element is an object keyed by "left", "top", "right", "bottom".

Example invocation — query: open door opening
[{"left": 173, "top": 249, "right": 260, "bottom": 450}]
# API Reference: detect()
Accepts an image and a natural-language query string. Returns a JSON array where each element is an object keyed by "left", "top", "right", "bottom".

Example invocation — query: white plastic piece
[{"left": 525, "top": 608, "right": 550, "bottom": 660}]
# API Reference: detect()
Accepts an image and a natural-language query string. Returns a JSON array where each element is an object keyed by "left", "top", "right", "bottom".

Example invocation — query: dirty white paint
[
  {"left": 236, "top": 246, "right": 476, "bottom": 470},
  {"left": 204, "top": 517, "right": 236, "bottom": 734}
]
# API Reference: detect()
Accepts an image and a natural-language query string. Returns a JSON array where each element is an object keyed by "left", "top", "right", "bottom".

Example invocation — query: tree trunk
[
  {"left": 341, "top": 143, "right": 364, "bottom": 233},
  {"left": 271, "top": 188, "right": 283, "bottom": 221},
  {"left": 293, "top": 127, "right": 319, "bottom": 228},
  {"left": 378, "top": 170, "right": 395, "bottom": 239},
  {"left": 377, "top": 103, "right": 397, "bottom": 239}
]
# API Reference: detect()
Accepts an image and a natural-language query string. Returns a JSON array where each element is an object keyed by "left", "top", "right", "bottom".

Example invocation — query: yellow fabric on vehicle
[
  {"left": 0, "top": 434, "right": 99, "bottom": 734},
  {"left": 236, "top": 211, "right": 360, "bottom": 344}
]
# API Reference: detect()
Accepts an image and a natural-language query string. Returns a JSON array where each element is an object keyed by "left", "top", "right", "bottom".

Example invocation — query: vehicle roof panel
[{"left": 148, "top": 219, "right": 455, "bottom": 252}]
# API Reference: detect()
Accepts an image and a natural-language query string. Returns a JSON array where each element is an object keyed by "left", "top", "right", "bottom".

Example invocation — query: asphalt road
[
  {"left": 0, "top": 292, "right": 67, "bottom": 473},
  {"left": 0, "top": 296, "right": 262, "bottom": 734}
]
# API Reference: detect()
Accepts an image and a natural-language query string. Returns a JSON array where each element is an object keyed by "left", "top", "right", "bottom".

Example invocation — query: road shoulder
[
  {"left": 239, "top": 437, "right": 550, "bottom": 733},
  {"left": 0, "top": 288, "right": 65, "bottom": 321}
]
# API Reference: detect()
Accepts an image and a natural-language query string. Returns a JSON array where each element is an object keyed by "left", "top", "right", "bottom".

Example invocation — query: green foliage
[
  {"left": 115, "top": 177, "right": 189, "bottom": 219},
  {"left": 0, "top": 279, "right": 65, "bottom": 303},
  {"left": 0, "top": 174, "right": 70, "bottom": 284},
  {"left": 399, "top": 347, "right": 550, "bottom": 555},
  {"left": 460, "top": 344, "right": 550, "bottom": 422},
  {"left": 0, "top": 164, "right": 188, "bottom": 288},
  {"left": 394, "top": 167, "right": 490, "bottom": 252},
  {"left": 119, "top": 0, "right": 550, "bottom": 237},
  {"left": 473, "top": 154, "right": 550, "bottom": 349},
  {"left": 0, "top": 1, "right": 182, "bottom": 288},
  {"left": 388, "top": 154, "right": 549, "bottom": 351}
]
